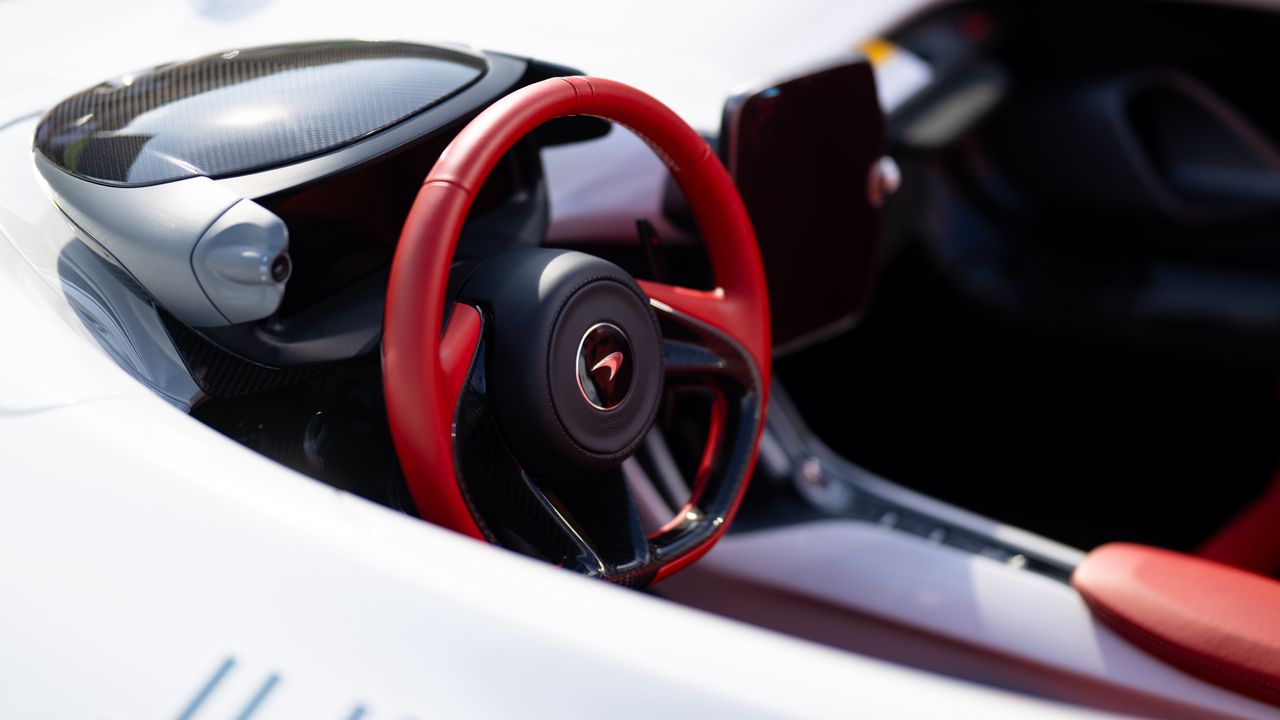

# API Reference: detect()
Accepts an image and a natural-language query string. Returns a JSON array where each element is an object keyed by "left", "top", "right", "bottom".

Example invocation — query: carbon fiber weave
[{"left": 35, "top": 40, "right": 486, "bottom": 185}]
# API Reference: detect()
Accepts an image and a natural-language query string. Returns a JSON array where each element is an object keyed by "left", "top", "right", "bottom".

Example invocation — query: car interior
[{"left": 20, "top": 0, "right": 1280, "bottom": 715}]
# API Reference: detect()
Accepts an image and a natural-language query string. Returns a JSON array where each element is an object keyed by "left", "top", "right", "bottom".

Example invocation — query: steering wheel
[{"left": 384, "top": 76, "right": 770, "bottom": 587}]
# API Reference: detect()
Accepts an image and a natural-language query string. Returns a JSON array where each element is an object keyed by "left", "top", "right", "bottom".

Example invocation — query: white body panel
[{"left": 0, "top": 392, "right": 1099, "bottom": 719}]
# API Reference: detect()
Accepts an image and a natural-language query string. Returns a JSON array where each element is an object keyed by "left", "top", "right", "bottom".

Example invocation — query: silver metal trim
[{"left": 757, "top": 381, "right": 1086, "bottom": 579}]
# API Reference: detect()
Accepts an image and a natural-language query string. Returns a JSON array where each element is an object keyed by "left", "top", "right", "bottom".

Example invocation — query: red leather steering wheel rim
[{"left": 384, "top": 76, "right": 770, "bottom": 576}]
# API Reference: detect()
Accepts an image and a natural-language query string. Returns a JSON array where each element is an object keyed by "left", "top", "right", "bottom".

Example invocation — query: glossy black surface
[
  {"left": 721, "top": 59, "right": 886, "bottom": 352},
  {"left": 36, "top": 41, "right": 486, "bottom": 186}
]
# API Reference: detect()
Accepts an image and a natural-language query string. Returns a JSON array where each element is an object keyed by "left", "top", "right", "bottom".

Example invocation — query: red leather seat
[
  {"left": 1074, "top": 542, "right": 1280, "bottom": 705},
  {"left": 1198, "top": 471, "right": 1280, "bottom": 576}
]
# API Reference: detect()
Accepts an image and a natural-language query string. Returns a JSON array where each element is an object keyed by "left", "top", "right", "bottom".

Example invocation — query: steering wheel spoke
[
  {"left": 451, "top": 318, "right": 656, "bottom": 582},
  {"left": 657, "top": 308, "right": 758, "bottom": 392},
  {"left": 530, "top": 469, "right": 656, "bottom": 585},
  {"left": 451, "top": 329, "right": 606, "bottom": 576},
  {"left": 645, "top": 298, "right": 767, "bottom": 580}
]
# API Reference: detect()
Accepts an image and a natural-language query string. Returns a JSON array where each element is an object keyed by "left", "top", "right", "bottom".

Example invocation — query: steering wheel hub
[{"left": 459, "top": 248, "right": 662, "bottom": 474}]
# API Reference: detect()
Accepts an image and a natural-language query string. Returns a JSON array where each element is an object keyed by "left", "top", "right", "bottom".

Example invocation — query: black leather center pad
[{"left": 458, "top": 248, "right": 662, "bottom": 473}]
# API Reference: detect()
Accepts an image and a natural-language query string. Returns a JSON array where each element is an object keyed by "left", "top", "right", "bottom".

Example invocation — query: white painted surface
[
  {"left": 0, "top": 390, "right": 1110, "bottom": 718},
  {"left": 0, "top": 0, "right": 931, "bottom": 132}
]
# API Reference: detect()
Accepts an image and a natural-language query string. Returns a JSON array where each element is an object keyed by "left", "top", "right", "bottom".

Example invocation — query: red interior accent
[
  {"left": 440, "top": 304, "right": 483, "bottom": 404},
  {"left": 1073, "top": 542, "right": 1280, "bottom": 705},
  {"left": 636, "top": 282, "right": 769, "bottom": 384},
  {"left": 1198, "top": 469, "right": 1280, "bottom": 576},
  {"left": 384, "top": 76, "right": 769, "bottom": 563}
]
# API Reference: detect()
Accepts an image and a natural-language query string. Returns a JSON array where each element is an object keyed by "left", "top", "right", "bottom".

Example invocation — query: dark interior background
[{"left": 775, "top": 0, "right": 1280, "bottom": 553}]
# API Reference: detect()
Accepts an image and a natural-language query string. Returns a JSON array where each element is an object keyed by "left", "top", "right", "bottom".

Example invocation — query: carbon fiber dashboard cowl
[
  {"left": 30, "top": 39, "right": 580, "bottom": 361},
  {"left": 35, "top": 40, "right": 487, "bottom": 186}
]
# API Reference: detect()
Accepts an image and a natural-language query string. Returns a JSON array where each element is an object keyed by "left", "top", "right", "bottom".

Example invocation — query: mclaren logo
[
  {"left": 576, "top": 324, "right": 634, "bottom": 411},
  {"left": 590, "top": 351, "right": 625, "bottom": 382}
]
